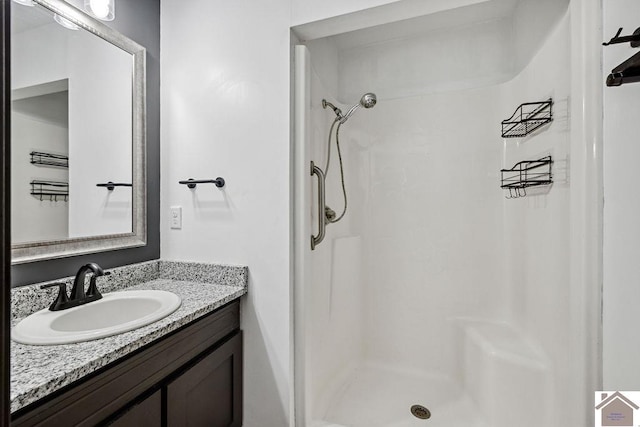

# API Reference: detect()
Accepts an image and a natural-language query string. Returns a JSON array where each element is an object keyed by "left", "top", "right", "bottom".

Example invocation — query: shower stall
[{"left": 293, "top": 1, "right": 602, "bottom": 426}]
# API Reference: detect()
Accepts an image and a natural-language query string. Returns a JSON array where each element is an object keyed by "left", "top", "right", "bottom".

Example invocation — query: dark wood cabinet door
[
  {"left": 107, "top": 390, "right": 162, "bottom": 427},
  {"left": 167, "top": 332, "right": 242, "bottom": 427}
]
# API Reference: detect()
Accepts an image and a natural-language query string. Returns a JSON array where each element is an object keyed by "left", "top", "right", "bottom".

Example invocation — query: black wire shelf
[
  {"left": 501, "top": 99, "right": 553, "bottom": 138},
  {"left": 30, "top": 151, "right": 69, "bottom": 168},
  {"left": 500, "top": 156, "right": 553, "bottom": 199},
  {"left": 30, "top": 180, "right": 69, "bottom": 202}
]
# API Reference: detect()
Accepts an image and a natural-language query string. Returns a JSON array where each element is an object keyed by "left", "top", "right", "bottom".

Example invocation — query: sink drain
[{"left": 410, "top": 404, "right": 431, "bottom": 420}]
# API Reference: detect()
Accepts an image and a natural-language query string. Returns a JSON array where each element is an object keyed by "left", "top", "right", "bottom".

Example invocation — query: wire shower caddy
[
  {"left": 501, "top": 99, "right": 553, "bottom": 138},
  {"left": 500, "top": 156, "right": 553, "bottom": 199}
]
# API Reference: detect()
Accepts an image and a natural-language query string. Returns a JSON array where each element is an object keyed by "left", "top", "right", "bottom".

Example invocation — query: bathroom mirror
[{"left": 10, "top": 0, "right": 146, "bottom": 264}]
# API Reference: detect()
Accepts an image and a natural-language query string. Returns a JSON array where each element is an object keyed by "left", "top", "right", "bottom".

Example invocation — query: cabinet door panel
[
  {"left": 167, "top": 332, "right": 242, "bottom": 427},
  {"left": 108, "top": 390, "right": 161, "bottom": 427}
]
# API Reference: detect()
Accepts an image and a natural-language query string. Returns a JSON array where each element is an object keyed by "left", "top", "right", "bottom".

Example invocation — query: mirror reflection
[{"left": 11, "top": 1, "right": 133, "bottom": 246}]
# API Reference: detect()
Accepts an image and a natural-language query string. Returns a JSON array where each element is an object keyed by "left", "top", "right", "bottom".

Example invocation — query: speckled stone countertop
[{"left": 10, "top": 260, "right": 248, "bottom": 413}]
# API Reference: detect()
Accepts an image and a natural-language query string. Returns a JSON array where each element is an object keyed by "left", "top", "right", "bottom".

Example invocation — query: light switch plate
[{"left": 170, "top": 206, "right": 182, "bottom": 229}]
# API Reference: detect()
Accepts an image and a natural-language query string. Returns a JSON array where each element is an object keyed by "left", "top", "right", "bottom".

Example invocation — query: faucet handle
[{"left": 40, "top": 282, "right": 70, "bottom": 311}]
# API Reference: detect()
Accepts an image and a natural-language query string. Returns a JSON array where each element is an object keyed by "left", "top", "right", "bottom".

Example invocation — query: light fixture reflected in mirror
[
  {"left": 84, "top": 0, "right": 115, "bottom": 21},
  {"left": 53, "top": 14, "right": 79, "bottom": 30},
  {"left": 11, "top": 0, "right": 35, "bottom": 6}
]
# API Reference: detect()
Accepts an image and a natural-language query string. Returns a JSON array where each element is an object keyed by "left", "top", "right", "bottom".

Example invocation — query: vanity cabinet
[
  {"left": 11, "top": 301, "right": 242, "bottom": 427},
  {"left": 166, "top": 333, "right": 242, "bottom": 426},
  {"left": 109, "top": 391, "right": 162, "bottom": 427}
]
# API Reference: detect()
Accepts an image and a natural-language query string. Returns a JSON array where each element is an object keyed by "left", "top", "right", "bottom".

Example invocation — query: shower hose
[{"left": 324, "top": 118, "right": 348, "bottom": 224}]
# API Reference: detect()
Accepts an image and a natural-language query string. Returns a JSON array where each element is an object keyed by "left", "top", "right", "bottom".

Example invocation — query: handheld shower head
[
  {"left": 360, "top": 93, "right": 377, "bottom": 109},
  {"left": 340, "top": 92, "right": 377, "bottom": 123}
]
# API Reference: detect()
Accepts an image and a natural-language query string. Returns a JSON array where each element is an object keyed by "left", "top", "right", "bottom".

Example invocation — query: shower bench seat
[{"left": 459, "top": 319, "right": 550, "bottom": 427}]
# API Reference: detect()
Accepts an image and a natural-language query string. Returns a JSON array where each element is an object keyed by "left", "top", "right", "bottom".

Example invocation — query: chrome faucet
[{"left": 41, "top": 262, "right": 109, "bottom": 311}]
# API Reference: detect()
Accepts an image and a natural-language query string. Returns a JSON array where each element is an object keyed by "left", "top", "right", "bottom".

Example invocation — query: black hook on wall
[
  {"left": 603, "top": 27, "right": 640, "bottom": 87},
  {"left": 178, "top": 177, "right": 225, "bottom": 189},
  {"left": 603, "top": 27, "right": 640, "bottom": 47}
]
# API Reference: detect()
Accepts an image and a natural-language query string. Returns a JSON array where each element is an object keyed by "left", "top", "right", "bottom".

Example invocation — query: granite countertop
[{"left": 10, "top": 260, "right": 248, "bottom": 413}]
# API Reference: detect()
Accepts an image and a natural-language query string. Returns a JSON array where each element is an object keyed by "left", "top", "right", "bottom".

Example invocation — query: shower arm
[{"left": 322, "top": 99, "right": 343, "bottom": 120}]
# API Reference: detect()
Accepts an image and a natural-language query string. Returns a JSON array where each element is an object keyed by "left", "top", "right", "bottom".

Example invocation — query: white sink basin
[{"left": 12, "top": 290, "right": 182, "bottom": 345}]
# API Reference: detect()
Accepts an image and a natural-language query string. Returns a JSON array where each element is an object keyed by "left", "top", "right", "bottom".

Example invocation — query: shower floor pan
[{"left": 315, "top": 364, "right": 487, "bottom": 427}]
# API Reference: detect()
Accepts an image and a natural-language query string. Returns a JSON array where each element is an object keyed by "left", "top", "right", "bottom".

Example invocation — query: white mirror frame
[{"left": 11, "top": 0, "right": 146, "bottom": 264}]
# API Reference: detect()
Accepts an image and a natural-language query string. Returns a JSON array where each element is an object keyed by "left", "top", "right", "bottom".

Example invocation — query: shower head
[
  {"left": 359, "top": 93, "right": 377, "bottom": 109},
  {"left": 340, "top": 93, "right": 377, "bottom": 123}
]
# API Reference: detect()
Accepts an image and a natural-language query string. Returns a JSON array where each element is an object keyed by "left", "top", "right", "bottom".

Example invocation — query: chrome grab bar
[{"left": 310, "top": 161, "right": 326, "bottom": 250}]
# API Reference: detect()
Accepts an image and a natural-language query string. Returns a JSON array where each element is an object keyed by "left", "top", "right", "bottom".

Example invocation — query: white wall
[
  {"left": 67, "top": 30, "right": 132, "bottom": 238},
  {"left": 329, "top": 0, "right": 568, "bottom": 102},
  {"left": 11, "top": 24, "right": 69, "bottom": 244},
  {"left": 160, "top": 1, "right": 292, "bottom": 425},
  {"left": 11, "top": 104, "right": 69, "bottom": 243},
  {"left": 602, "top": 0, "right": 640, "bottom": 390},
  {"left": 339, "top": 18, "right": 514, "bottom": 100},
  {"left": 501, "top": 12, "right": 573, "bottom": 411},
  {"left": 356, "top": 86, "right": 506, "bottom": 374}
]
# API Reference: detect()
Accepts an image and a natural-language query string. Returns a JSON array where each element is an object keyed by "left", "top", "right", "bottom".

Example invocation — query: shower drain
[{"left": 410, "top": 404, "right": 431, "bottom": 420}]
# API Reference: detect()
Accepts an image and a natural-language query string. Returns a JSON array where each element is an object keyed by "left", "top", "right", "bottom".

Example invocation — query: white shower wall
[
  {"left": 305, "top": 66, "right": 366, "bottom": 418},
  {"left": 356, "top": 86, "right": 505, "bottom": 376},
  {"left": 301, "top": 4, "right": 583, "bottom": 426},
  {"left": 501, "top": 13, "right": 572, "bottom": 405}
]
